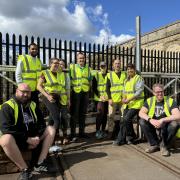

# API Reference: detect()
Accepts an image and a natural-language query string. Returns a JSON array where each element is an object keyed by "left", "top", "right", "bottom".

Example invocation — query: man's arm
[{"left": 15, "top": 60, "right": 23, "bottom": 84}]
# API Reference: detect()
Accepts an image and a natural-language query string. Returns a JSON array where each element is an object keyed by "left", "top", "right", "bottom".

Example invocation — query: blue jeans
[{"left": 139, "top": 119, "right": 179, "bottom": 147}]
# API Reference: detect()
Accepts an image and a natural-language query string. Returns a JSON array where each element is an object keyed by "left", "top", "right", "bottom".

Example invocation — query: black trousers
[
  {"left": 70, "top": 91, "right": 89, "bottom": 136},
  {"left": 96, "top": 101, "right": 108, "bottom": 131}
]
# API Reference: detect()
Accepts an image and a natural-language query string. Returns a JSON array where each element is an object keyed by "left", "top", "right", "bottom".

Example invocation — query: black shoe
[
  {"left": 18, "top": 168, "right": 33, "bottom": 180},
  {"left": 34, "top": 159, "right": 56, "bottom": 173}
]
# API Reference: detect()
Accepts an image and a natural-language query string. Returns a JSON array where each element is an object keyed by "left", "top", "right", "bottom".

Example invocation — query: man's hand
[
  {"left": 46, "top": 94, "right": 56, "bottom": 103},
  {"left": 122, "top": 98, "right": 130, "bottom": 104},
  {"left": 149, "top": 119, "right": 163, "bottom": 129}
]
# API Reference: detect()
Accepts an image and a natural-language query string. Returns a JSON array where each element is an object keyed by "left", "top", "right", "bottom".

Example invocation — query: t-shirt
[{"left": 143, "top": 99, "right": 178, "bottom": 120}]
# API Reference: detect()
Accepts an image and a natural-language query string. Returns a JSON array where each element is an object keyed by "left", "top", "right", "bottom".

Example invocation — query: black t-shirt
[{"left": 144, "top": 99, "right": 178, "bottom": 120}]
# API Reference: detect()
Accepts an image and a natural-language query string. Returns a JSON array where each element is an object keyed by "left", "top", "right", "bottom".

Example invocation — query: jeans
[
  {"left": 139, "top": 119, "right": 179, "bottom": 147},
  {"left": 116, "top": 108, "right": 139, "bottom": 143}
]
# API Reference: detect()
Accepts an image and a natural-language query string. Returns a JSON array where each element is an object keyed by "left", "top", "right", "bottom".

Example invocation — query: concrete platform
[{"left": 61, "top": 124, "right": 180, "bottom": 180}]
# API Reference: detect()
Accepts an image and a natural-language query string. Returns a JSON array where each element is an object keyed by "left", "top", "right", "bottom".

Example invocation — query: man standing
[
  {"left": 69, "top": 52, "right": 91, "bottom": 140},
  {"left": 0, "top": 83, "right": 55, "bottom": 179},
  {"left": 16, "top": 43, "right": 42, "bottom": 104},
  {"left": 113, "top": 63, "right": 144, "bottom": 145},
  {"left": 92, "top": 61, "right": 108, "bottom": 139},
  {"left": 139, "top": 83, "right": 180, "bottom": 156},
  {"left": 106, "top": 59, "right": 127, "bottom": 139}
]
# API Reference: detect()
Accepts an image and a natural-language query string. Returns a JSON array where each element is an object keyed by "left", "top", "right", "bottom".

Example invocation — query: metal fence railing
[{"left": 0, "top": 32, "right": 180, "bottom": 104}]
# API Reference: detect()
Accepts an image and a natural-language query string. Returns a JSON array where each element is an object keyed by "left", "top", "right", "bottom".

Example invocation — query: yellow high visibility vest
[
  {"left": 107, "top": 71, "right": 126, "bottom": 103},
  {"left": 123, "top": 74, "right": 144, "bottom": 109},
  {"left": 176, "top": 128, "right": 180, "bottom": 138},
  {"left": 2, "top": 98, "right": 37, "bottom": 125},
  {"left": 94, "top": 71, "right": 108, "bottom": 101},
  {"left": 70, "top": 64, "right": 91, "bottom": 93},
  {"left": 147, "top": 96, "right": 173, "bottom": 118},
  {"left": 18, "top": 55, "right": 42, "bottom": 91},
  {"left": 58, "top": 71, "right": 69, "bottom": 105},
  {"left": 43, "top": 70, "right": 62, "bottom": 94}
]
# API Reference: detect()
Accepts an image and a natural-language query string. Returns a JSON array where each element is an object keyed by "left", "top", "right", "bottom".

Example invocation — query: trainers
[
  {"left": 101, "top": 131, "right": 108, "bottom": 139},
  {"left": 145, "top": 145, "right": 160, "bottom": 153},
  {"left": 34, "top": 159, "right": 56, "bottom": 173},
  {"left": 18, "top": 168, "right": 33, "bottom": 180},
  {"left": 95, "top": 130, "right": 101, "bottom": 139},
  {"left": 161, "top": 147, "right": 170, "bottom": 157},
  {"left": 49, "top": 145, "right": 62, "bottom": 154}
]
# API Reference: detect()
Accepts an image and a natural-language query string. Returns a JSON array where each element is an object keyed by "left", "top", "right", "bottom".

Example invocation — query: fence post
[{"left": 136, "top": 16, "right": 141, "bottom": 72}]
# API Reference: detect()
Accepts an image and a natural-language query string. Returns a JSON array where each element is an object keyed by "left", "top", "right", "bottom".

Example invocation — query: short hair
[
  {"left": 126, "top": 63, "right": 136, "bottom": 70},
  {"left": 77, "top": 52, "right": 85, "bottom": 57},
  {"left": 49, "top": 57, "right": 59, "bottom": 65},
  {"left": 152, "top": 83, "right": 164, "bottom": 91},
  {"left": 28, "top": 42, "right": 38, "bottom": 49},
  {"left": 113, "top": 59, "right": 120, "bottom": 63}
]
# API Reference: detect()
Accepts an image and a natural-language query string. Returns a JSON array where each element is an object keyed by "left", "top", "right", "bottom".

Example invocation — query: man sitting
[
  {"left": 139, "top": 83, "right": 180, "bottom": 156},
  {"left": 0, "top": 83, "right": 56, "bottom": 179}
]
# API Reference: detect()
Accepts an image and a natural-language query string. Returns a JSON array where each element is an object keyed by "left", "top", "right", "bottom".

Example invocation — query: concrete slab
[{"left": 62, "top": 124, "right": 180, "bottom": 180}]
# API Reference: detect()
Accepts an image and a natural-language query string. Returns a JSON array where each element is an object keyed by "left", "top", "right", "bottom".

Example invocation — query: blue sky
[
  {"left": 0, "top": 0, "right": 179, "bottom": 45},
  {"left": 80, "top": 0, "right": 180, "bottom": 36}
]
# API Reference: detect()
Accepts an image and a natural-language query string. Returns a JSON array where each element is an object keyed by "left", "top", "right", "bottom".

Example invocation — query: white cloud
[{"left": 0, "top": 0, "right": 133, "bottom": 45}]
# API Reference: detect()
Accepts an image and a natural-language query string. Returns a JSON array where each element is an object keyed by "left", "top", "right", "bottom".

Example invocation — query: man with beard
[
  {"left": 0, "top": 83, "right": 55, "bottom": 180},
  {"left": 16, "top": 43, "right": 42, "bottom": 104}
]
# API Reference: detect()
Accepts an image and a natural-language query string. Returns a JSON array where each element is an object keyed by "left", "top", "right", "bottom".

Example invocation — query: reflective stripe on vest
[
  {"left": 107, "top": 71, "right": 126, "bottom": 103},
  {"left": 43, "top": 70, "right": 62, "bottom": 94},
  {"left": 58, "top": 72, "right": 69, "bottom": 105},
  {"left": 18, "top": 55, "right": 42, "bottom": 91},
  {"left": 70, "top": 64, "right": 90, "bottom": 93},
  {"left": 123, "top": 74, "right": 144, "bottom": 109},
  {"left": 4, "top": 98, "right": 37, "bottom": 125},
  {"left": 147, "top": 96, "right": 173, "bottom": 118},
  {"left": 94, "top": 72, "right": 108, "bottom": 101}
]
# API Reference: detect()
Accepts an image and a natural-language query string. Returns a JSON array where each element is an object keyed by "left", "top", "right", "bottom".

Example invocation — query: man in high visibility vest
[
  {"left": 106, "top": 59, "right": 127, "bottom": 139},
  {"left": 92, "top": 61, "right": 108, "bottom": 139},
  {"left": 113, "top": 63, "right": 144, "bottom": 145},
  {"left": 139, "top": 83, "right": 180, "bottom": 156},
  {"left": 16, "top": 43, "right": 42, "bottom": 104},
  {"left": 69, "top": 52, "right": 92, "bottom": 140},
  {"left": 0, "top": 83, "right": 56, "bottom": 179}
]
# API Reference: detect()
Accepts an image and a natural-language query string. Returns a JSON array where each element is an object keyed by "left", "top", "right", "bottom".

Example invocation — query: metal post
[{"left": 136, "top": 16, "right": 141, "bottom": 72}]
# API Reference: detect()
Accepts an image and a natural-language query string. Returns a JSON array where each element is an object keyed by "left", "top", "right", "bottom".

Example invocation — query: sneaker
[
  {"left": 112, "top": 140, "right": 120, "bottom": 146},
  {"left": 161, "top": 147, "right": 170, "bottom": 157},
  {"left": 18, "top": 168, "right": 33, "bottom": 180},
  {"left": 95, "top": 130, "right": 101, "bottom": 139},
  {"left": 34, "top": 159, "right": 56, "bottom": 173},
  {"left": 145, "top": 145, "right": 160, "bottom": 153},
  {"left": 101, "top": 131, "right": 108, "bottom": 139},
  {"left": 49, "top": 145, "right": 62, "bottom": 154}
]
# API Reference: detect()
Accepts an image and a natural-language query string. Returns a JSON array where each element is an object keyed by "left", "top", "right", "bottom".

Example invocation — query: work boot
[{"left": 145, "top": 145, "right": 160, "bottom": 153}]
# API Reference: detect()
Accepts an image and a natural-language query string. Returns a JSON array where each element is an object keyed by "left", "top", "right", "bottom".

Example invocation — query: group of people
[{"left": 0, "top": 42, "right": 180, "bottom": 180}]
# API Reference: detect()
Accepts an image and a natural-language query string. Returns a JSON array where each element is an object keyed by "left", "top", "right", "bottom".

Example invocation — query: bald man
[{"left": 0, "top": 83, "right": 56, "bottom": 179}]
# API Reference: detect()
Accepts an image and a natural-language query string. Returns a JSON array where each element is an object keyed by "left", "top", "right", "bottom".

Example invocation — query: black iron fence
[{"left": 0, "top": 33, "right": 180, "bottom": 103}]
